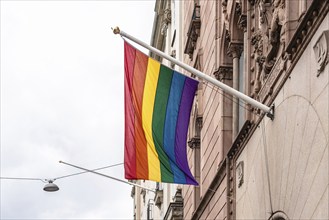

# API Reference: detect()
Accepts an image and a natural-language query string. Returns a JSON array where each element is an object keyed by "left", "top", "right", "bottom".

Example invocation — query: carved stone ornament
[
  {"left": 222, "top": 0, "right": 230, "bottom": 38},
  {"left": 184, "top": 5, "right": 201, "bottom": 59},
  {"left": 236, "top": 161, "right": 244, "bottom": 188},
  {"left": 141, "top": 188, "right": 146, "bottom": 203},
  {"left": 214, "top": 66, "right": 233, "bottom": 81},
  {"left": 265, "top": 0, "right": 286, "bottom": 75},
  {"left": 161, "top": 22, "right": 168, "bottom": 36},
  {"left": 228, "top": 43, "right": 243, "bottom": 59},
  {"left": 313, "top": 30, "right": 329, "bottom": 76},
  {"left": 161, "top": 8, "right": 172, "bottom": 36},
  {"left": 250, "top": 0, "right": 286, "bottom": 95},
  {"left": 196, "top": 116, "right": 203, "bottom": 130},
  {"left": 163, "top": 8, "right": 172, "bottom": 24},
  {"left": 251, "top": 30, "right": 266, "bottom": 93},
  {"left": 238, "top": 14, "right": 247, "bottom": 32},
  {"left": 170, "top": 50, "right": 176, "bottom": 68},
  {"left": 235, "top": 2, "right": 242, "bottom": 17},
  {"left": 258, "top": 56, "right": 287, "bottom": 103},
  {"left": 163, "top": 189, "right": 183, "bottom": 220},
  {"left": 188, "top": 137, "right": 200, "bottom": 149},
  {"left": 154, "top": 189, "right": 163, "bottom": 208},
  {"left": 248, "top": 0, "right": 256, "bottom": 6}
]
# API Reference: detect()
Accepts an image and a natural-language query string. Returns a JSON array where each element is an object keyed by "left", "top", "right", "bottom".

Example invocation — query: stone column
[{"left": 228, "top": 43, "right": 243, "bottom": 140}]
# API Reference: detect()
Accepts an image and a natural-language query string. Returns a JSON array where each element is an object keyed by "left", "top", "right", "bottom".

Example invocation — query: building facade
[
  {"left": 131, "top": 1, "right": 186, "bottom": 219},
  {"left": 131, "top": 0, "right": 328, "bottom": 219}
]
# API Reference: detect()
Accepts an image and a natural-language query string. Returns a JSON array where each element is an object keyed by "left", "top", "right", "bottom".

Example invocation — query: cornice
[
  {"left": 286, "top": 0, "right": 329, "bottom": 62},
  {"left": 227, "top": 120, "right": 253, "bottom": 160},
  {"left": 254, "top": 1, "right": 329, "bottom": 107},
  {"left": 264, "top": 0, "right": 329, "bottom": 107}
]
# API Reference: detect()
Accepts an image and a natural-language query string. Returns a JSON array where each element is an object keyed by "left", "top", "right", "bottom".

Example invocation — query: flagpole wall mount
[{"left": 267, "top": 104, "right": 275, "bottom": 120}]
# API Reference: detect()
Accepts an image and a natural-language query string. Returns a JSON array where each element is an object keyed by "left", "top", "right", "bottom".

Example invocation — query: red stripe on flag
[{"left": 124, "top": 42, "right": 137, "bottom": 179}]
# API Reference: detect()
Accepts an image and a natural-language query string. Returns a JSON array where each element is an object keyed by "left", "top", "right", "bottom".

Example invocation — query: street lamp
[
  {"left": 43, "top": 180, "right": 59, "bottom": 192},
  {"left": 0, "top": 177, "right": 59, "bottom": 192},
  {"left": 0, "top": 162, "right": 123, "bottom": 192}
]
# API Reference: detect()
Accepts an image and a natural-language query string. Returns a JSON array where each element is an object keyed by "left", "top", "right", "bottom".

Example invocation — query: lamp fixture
[{"left": 43, "top": 180, "right": 59, "bottom": 192}]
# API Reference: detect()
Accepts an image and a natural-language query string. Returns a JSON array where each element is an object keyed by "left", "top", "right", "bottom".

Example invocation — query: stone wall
[{"left": 235, "top": 12, "right": 329, "bottom": 219}]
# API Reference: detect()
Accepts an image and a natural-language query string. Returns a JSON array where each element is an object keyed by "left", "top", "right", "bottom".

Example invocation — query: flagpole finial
[{"left": 112, "top": 27, "right": 121, "bottom": 35}]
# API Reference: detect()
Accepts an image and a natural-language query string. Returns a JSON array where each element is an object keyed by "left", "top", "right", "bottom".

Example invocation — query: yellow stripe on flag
[{"left": 142, "top": 58, "right": 161, "bottom": 181}]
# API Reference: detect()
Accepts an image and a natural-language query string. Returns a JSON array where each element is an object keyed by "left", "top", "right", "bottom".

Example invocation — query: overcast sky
[{"left": 1, "top": 1, "right": 155, "bottom": 219}]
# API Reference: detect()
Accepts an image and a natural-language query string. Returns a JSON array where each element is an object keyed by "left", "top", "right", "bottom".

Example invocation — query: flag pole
[
  {"left": 113, "top": 27, "right": 274, "bottom": 120},
  {"left": 59, "top": 161, "right": 156, "bottom": 192}
]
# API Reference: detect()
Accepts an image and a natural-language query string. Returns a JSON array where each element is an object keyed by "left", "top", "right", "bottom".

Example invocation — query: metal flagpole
[
  {"left": 113, "top": 27, "right": 274, "bottom": 119},
  {"left": 59, "top": 161, "right": 156, "bottom": 192}
]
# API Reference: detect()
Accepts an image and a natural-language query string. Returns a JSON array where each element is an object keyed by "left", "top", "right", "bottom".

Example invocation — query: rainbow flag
[{"left": 124, "top": 41, "right": 198, "bottom": 185}]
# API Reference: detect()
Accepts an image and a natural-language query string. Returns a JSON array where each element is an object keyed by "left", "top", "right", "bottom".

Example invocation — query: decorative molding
[
  {"left": 251, "top": 30, "right": 266, "bottom": 94},
  {"left": 214, "top": 66, "right": 233, "bottom": 81},
  {"left": 184, "top": 5, "right": 201, "bottom": 59},
  {"left": 225, "top": 30, "right": 231, "bottom": 43},
  {"left": 250, "top": 0, "right": 287, "bottom": 96},
  {"left": 188, "top": 137, "right": 200, "bottom": 149},
  {"left": 248, "top": 0, "right": 255, "bottom": 6},
  {"left": 170, "top": 49, "right": 176, "bottom": 68},
  {"left": 226, "top": 120, "right": 253, "bottom": 219},
  {"left": 161, "top": 8, "right": 172, "bottom": 36},
  {"left": 228, "top": 42, "right": 243, "bottom": 59},
  {"left": 227, "top": 156, "right": 235, "bottom": 220},
  {"left": 163, "top": 8, "right": 172, "bottom": 24},
  {"left": 222, "top": 0, "right": 229, "bottom": 33},
  {"left": 227, "top": 120, "right": 253, "bottom": 160},
  {"left": 238, "top": 14, "right": 247, "bottom": 32},
  {"left": 236, "top": 161, "right": 244, "bottom": 188},
  {"left": 286, "top": 0, "right": 329, "bottom": 63},
  {"left": 192, "top": 121, "right": 252, "bottom": 220},
  {"left": 188, "top": 116, "right": 202, "bottom": 149},
  {"left": 268, "top": 0, "right": 329, "bottom": 110},
  {"left": 163, "top": 189, "right": 183, "bottom": 220},
  {"left": 264, "top": 0, "right": 286, "bottom": 75},
  {"left": 196, "top": 116, "right": 203, "bottom": 130},
  {"left": 130, "top": 186, "right": 135, "bottom": 198},
  {"left": 141, "top": 188, "right": 146, "bottom": 204},
  {"left": 154, "top": 189, "right": 163, "bottom": 208},
  {"left": 313, "top": 30, "right": 329, "bottom": 76},
  {"left": 173, "top": 188, "right": 183, "bottom": 203},
  {"left": 191, "top": 158, "right": 227, "bottom": 220},
  {"left": 258, "top": 56, "right": 287, "bottom": 103},
  {"left": 161, "top": 23, "right": 169, "bottom": 36},
  {"left": 235, "top": 2, "right": 242, "bottom": 16}
]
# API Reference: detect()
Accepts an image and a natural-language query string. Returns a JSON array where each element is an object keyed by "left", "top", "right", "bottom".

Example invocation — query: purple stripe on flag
[{"left": 174, "top": 77, "right": 199, "bottom": 185}]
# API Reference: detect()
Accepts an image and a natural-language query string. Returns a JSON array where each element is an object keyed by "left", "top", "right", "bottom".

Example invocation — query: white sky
[{"left": 0, "top": 1, "right": 155, "bottom": 219}]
